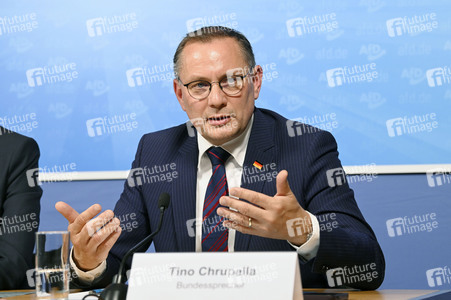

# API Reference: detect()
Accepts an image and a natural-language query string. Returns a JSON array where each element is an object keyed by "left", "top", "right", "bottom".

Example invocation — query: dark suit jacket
[
  {"left": 0, "top": 127, "right": 42, "bottom": 289},
  {"left": 86, "top": 108, "right": 384, "bottom": 290}
]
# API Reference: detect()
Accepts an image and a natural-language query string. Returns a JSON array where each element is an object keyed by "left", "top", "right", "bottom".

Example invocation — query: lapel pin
[{"left": 253, "top": 160, "right": 263, "bottom": 170}]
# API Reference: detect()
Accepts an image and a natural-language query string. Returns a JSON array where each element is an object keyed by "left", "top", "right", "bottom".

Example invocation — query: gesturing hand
[
  {"left": 55, "top": 202, "right": 122, "bottom": 271},
  {"left": 217, "top": 170, "right": 312, "bottom": 246}
]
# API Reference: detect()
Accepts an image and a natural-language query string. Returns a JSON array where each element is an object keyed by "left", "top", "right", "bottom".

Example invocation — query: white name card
[{"left": 127, "top": 252, "right": 303, "bottom": 300}]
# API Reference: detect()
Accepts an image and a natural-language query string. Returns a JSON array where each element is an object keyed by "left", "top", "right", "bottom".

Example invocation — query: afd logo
[
  {"left": 326, "top": 168, "right": 346, "bottom": 187},
  {"left": 126, "top": 68, "right": 144, "bottom": 87},
  {"left": 426, "top": 267, "right": 451, "bottom": 287},
  {"left": 426, "top": 67, "right": 451, "bottom": 87},
  {"left": 127, "top": 168, "right": 144, "bottom": 187},
  {"left": 25, "top": 168, "right": 41, "bottom": 187},
  {"left": 426, "top": 169, "right": 451, "bottom": 187},
  {"left": 26, "top": 68, "right": 44, "bottom": 87}
]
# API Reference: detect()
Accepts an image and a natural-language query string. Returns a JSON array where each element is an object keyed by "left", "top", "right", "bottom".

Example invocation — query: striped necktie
[{"left": 202, "top": 147, "right": 231, "bottom": 252}]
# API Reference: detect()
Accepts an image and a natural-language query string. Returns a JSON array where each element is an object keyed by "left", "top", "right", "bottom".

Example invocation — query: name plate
[{"left": 127, "top": 252, "right": 302, "bottom": 300}]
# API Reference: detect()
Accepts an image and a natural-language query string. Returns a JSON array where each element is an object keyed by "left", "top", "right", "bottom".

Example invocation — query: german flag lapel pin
[{"left": 253, "top": 160, "right": 263, "bottom": 170}]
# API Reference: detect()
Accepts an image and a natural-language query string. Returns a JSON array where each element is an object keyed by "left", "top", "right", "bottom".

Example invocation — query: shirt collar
[{"left": 197, "top": 114, "right": 254, "bottom": 167}]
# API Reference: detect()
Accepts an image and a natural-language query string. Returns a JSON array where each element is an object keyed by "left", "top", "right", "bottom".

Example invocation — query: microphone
[{"left": 100, "top": 192, "right": 170, "bottom": 300}]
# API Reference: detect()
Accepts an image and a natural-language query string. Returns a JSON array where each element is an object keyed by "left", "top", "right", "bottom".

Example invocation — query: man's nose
[{"left": 207, "top": 82, "right": 227, "bottom": 107}]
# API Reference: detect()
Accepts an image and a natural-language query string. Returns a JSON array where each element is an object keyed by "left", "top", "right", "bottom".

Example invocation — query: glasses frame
[{"left": 177, "top": 67, "right": 254, "bottom": 100}]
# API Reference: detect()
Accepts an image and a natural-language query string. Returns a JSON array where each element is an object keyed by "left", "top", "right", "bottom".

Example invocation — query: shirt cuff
[
  {"left": 287, "top": 211, "right": 320, "bottom": 263},
  {"left": 70, "top": 247, "right": 106, "bottom": 284}
]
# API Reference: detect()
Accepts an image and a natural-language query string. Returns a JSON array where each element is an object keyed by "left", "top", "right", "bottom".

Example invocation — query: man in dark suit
[
  {"left": 0, "top": 127, "right": 42, "bottom": 289},
  {"left": 56, "top": 26, "right": 385, "bottom": 290}
]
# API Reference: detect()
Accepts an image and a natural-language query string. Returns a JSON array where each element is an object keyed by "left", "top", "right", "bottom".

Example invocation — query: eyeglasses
[{"left": 178, "top": 69, "right": 252, "bottom": 100}]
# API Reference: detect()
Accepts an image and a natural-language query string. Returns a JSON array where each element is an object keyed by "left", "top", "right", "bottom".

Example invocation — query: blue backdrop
[{"left": 1, "top": 0, "right": 450, "bottom": 171}]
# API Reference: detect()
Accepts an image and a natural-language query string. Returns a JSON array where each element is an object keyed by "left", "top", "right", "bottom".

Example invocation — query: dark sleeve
[
  {"left": 70, "top": 136, "right": 151, "bottom": 289},
  {"left": 0, "top": 137, "right": 42, "bottom": 289},
  {"left": 303, "top": 130, "right": 385, "bottom": 290}
]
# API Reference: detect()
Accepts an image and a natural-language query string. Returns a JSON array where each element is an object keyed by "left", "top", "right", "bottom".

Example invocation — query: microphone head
[{"left": 158, "top": 192, "right": 170, "bottom": 210}]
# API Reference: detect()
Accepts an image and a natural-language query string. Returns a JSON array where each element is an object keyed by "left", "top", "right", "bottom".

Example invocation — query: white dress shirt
[{"left": 72, "top": 113, "right": 320, "bottom": 283}]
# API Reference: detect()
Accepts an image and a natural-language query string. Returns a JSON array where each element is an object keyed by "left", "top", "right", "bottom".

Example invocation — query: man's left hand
[{"left": 217, "top": 170, "right": 312, "bottom": 246}]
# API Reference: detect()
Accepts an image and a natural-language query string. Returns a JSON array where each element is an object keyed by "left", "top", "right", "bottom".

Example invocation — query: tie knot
[{"left": 206, "top": 147, "right": 231, "bottom": 166}]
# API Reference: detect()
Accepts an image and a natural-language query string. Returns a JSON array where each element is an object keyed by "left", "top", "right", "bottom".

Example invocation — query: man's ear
[
  {"left": 252, "top": 65, "right": 263, "bottom": 100},
  {"left": 173, "top": 78, "right": 186, "bottom": 111}
]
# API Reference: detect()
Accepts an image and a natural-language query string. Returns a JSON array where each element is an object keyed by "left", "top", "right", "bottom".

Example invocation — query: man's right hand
[{"left": 55, "top": 202, "right": 122, "bottom": 271}]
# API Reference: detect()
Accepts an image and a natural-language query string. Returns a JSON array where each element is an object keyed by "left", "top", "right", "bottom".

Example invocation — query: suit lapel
[
  {"left": 171, "top": 132, "right": 198, "bottom": 252},
  {"left": 235, "top": 109, "right": 276, "bottom": 251}
]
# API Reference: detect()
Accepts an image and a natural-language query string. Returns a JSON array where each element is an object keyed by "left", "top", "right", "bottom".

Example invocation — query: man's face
[{"left": 173, "top": 37, "right": 263, "bottom": 145}]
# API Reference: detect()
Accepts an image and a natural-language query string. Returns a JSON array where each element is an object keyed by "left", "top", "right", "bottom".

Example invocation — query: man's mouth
[{"left": 207, "top": 115, "right": 231, "bottom": 126}]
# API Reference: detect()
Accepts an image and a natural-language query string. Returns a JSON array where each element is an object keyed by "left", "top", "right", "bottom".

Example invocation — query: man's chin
[{"left": 201, "top": 127, "right": 239, "bottom": 145}]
